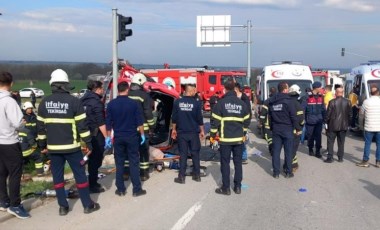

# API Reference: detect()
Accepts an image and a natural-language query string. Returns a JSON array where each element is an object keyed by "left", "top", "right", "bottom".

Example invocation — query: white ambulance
[
  {"left": 255, "top": 61, "right": 313, "bottom": 137},
  {"left": 348, "top": 61, "right": 380, "bottom": 131},
  {"left": 349, "top": 61, "right": 380, "bottom": 104},
  {"left": 256, "top": 61, "right": 314, "bottom": 103}
]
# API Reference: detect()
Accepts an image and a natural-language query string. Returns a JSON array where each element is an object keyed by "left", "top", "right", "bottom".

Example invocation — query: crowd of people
[
  {"left": 260, "top": 80, "right": 380, "bottom": 178},
  {"left": 1, "top": 69, "right": 379, "bottom": 220}
]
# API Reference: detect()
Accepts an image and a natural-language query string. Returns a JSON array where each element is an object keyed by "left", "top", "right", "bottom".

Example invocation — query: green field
[{"left": 12, "top": 80, "right": 88, "bottom": 96}]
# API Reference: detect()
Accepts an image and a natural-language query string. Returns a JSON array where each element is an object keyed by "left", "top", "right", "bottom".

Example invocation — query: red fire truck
[
  {"left": 140, "top": 67, "right": 251, "bottom": 111},
  {"left": 311, "top": 70, "right": 343, "bottom": 94}
]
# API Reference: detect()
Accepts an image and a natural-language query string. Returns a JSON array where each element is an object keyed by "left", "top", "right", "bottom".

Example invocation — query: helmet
[
  {"left": 23, "top": 101, "right": 34, "bottom": 110},
  {"left": 49, "top": 69, "right": 69, "bottom": 85},
  {"left": 131, "top": 73, "right": 147, "bottom": 85},
  {"left": 289, "top": 84, "right": 301, "bottom": 95}
]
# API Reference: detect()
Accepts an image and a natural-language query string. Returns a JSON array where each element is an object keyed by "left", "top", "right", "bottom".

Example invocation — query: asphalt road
[{"left": 1, "top": 119, "right": 379, "bottom": 230}]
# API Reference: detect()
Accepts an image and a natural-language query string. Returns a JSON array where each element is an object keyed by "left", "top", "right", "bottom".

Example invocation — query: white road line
[{"left": 171, "top": 192, "right": 209, "bottom": 230}]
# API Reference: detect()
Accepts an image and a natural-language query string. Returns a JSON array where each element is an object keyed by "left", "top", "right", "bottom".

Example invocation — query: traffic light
[
  {"left": 341, "top": 48, "right": 345, "bottom": 56},
  {"left": 118, "top": 14, "right": 132, "bottom": 42}
]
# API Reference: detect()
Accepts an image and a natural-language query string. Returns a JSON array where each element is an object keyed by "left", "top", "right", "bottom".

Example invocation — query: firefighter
[
  {"left": 21, "top": 101, "right": 44, "bottom": 176},
  {"left": 259, "top": 87, "right": 277, "bottom": 156},
  {"left": 268, "top": 82, "right": 301, "bottom": 178},
  {"left": 18, "top": 127, "right": 44, "bottom": 176},
  {"left": 105, "top": 81, "right": 147, "bottom": 197},
  {"left": 22, "top": 101, "right": 37, "bottom": 138},
  {"left": 80, "top": 80, "right": 107, "bottom": 193},
  {"left": 287, "top": 84, "right": 305, "bottom": 173},
  {"left": 37, "top": 69, "right": 100, "bottom": 216},
  {"left": 211, "top": 79, "right": 250, "bottom": 195},
  {"left": 234, "top": 83, "right": 251, "bottom": 164},
  {"left": 124, "top": 73, "right": 155, "bottom": 181},
  {"left": 171, "top": 84, "right": 205, "bottom": 184}
]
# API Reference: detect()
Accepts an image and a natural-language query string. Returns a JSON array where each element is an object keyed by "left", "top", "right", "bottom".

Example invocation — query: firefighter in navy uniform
[
  {"left": 21, "top": 101, "right": 44, "bottom": 175},
  {"left": 105, "top": 81, "right": 147, "bottom": 197},
  {"left": 171, "top": 84, "right": 205, "bottom": 184},
  {"left": 287, "top": 84, "right": 305, "bottom": 172},
  {"left": 123, "top": 73, "right": 155, "bottom": 181},
  {"left": 18, "top": 126, "right": 44, "bottom": 176},
  {"left": 23, "top": 101, "right": 38, "bottom": 138},
  {"left": 259, "top": 87, "right": 277, "bottom": 156},
  {"left": 210, "top": 79, "right": 250, "bottom": 195},
  {"left": 37, "top": 69, "right": 100, "bottom": 216},
  {"left": 268, "top": 82, "right": 301, "bottom": 179},
  {"left": 80, "top": 80, "right": 107, "bottom": 193}
]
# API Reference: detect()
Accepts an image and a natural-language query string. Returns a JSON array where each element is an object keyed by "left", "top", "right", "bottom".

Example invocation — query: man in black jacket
[
  {"left": 81, "top": 80, "right": 107, "bottom": 193},
  {"left": 268, "top": 82, "right": 301, "bottom": 178},
  {"left": 324, "top": 87, "right": 352, "bottom": 163}
]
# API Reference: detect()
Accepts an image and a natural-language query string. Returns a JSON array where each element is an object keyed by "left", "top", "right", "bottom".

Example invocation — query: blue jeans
[
  {"left": 242, "top": 144, "right": 247, "bottom": 161},
  {"left": 363, "top": 131, "right": 380, "bottom": 161}
]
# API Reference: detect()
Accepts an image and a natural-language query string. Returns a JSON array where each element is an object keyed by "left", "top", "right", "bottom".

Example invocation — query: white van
[
  {"left": 348, "top": 61, "right": 380, "bottom": 130},
  {"left": 256, "top": 61, "right": 314, "bottom": 103},
  {"left": 349, "top": 61, "right": 380, "bottom": 103},
  {"left": 255, "top": 61, "right": 314, "bottom": 136}
]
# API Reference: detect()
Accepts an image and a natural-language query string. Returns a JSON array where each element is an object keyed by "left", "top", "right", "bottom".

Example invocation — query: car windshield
[
  {"left": 368, "top": 80, "right": 380, "bottom": 94},
  {"left": 267, "top": 80, "right": 313, "bottom": 98},
  {"left": 221, "top": 75, "right": 248, "bottom": 87}
]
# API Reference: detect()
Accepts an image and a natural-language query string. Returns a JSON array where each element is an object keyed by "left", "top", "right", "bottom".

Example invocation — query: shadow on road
[{"left": 358, "top": 179, "right": 380, "bottom": 200}]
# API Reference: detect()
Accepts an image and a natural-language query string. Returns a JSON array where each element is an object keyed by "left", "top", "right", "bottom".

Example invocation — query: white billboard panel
[{"left": 197, "top": 15, "right": 231, "bottom": 47}]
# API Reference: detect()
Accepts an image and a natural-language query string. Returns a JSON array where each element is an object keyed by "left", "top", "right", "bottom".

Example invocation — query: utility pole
[
  {"left": 247, "top": 20, "right": 252, "bottom": 87},
  {"left": 112, "top": 8, "right": 118, "bottom": 99}
]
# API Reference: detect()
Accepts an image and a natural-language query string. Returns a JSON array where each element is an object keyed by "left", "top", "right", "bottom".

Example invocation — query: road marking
[{"left": 171, "top": 192, "right": 208, "bottom": 230}]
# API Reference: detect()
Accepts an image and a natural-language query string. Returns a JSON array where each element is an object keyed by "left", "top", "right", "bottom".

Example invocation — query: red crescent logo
[
  {"left": 371, "top": 69, "right": 380, "bottom": 78},
  {"left": 271, "top": 70, "right": 280, "bottom": 78}
]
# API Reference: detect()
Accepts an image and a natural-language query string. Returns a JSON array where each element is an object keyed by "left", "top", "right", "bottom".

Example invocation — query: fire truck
[
  {"left": 255, "top": 61, "right": 314, "bottom": 137},
  {"left": 311, "top": 70, "right": 344, "bottom": 94},
  {"left": 139, "top": 67, "right": 251, "bottom": 111}
]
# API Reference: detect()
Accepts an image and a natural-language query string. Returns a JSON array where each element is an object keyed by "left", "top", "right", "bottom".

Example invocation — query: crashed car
[{"left": 88, "top": 66, "right": 180, "bottom": 150}]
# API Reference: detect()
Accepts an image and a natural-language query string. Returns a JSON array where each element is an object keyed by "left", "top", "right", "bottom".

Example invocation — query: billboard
[{"left": 196, "top": 15, "right": 231, "bottom": 47}]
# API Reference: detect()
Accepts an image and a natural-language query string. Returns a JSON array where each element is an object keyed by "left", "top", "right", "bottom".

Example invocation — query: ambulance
[
  {"left": 348, "top": 61, "right": 380, "bottom": 131},
  {"left": 348, "top": 61, "right": 380, "bottom": 103},
  {"left": 255, "top": 61, "right": 313, "bottom": 136},
  {"left": 256, "top": 61, "right": 313, "bottom": 103}
]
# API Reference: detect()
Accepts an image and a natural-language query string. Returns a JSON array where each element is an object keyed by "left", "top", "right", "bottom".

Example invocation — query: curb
[{"left": 0, "top": 197, "right": 45, "bottom": 223}]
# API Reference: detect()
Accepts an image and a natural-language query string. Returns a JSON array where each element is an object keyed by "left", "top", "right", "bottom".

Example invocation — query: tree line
[{"left": 0, "top": 62, "right": 112, "bottom": 81}]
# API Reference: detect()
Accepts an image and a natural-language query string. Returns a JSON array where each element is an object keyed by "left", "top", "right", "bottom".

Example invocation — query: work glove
[
  {"left": 211, "top": 140, "right": 219, "bottom": 150},
  {"left": 105, "top": 137, "right": 112, "bottom": 149},
  {"left": 140, "top": 134, "right": 146, "bottom": 145}
]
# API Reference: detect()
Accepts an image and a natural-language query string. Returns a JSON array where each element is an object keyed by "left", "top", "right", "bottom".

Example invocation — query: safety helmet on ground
[
  {"left": 23, "top": 101, "right": 34, "bottom": 110},
  {"left": 289, "top": 84, "right": 302, "bottom": 95},
  {"left": 49, "top": 69, "right": 69, "bottom": 85},
  {"left": 131, "top": 73, "right": 147, "bottom": 85}
]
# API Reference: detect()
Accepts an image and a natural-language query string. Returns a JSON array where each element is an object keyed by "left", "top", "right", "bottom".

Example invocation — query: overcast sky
[{"left": 0, "top": 0, "right": 379, "bottom": 69}]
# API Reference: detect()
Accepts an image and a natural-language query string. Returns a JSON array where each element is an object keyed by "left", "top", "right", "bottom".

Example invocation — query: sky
[{"left": 0, "top": 0, "right": 379, "bottom": 69}]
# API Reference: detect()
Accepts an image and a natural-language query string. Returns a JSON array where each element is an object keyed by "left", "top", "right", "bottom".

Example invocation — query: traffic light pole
[{"left": 112, "top": 8, "right": 118, "bottom": 99}]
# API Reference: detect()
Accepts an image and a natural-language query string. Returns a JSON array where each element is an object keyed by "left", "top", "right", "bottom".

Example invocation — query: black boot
[
  {"left": 315, "top": 149, "right": 322, "bottom": 158},
  {"left": 324, "top": 157, "right": 333, "bottom": 163}
]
